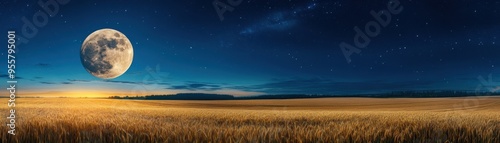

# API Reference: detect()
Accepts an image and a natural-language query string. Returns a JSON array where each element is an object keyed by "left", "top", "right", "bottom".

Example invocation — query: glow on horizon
[{"left": 1, "top": 88, "right": 262, "bottom": 98}]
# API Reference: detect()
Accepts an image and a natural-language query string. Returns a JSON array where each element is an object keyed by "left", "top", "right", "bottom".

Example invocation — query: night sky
[{"left": 1, "top": 0, "right": 500, "bottom": 97}]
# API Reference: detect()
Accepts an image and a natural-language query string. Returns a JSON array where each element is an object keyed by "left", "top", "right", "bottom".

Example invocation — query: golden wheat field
[{"left": 1, "top": 97, "right": 500, "bottom": 142}]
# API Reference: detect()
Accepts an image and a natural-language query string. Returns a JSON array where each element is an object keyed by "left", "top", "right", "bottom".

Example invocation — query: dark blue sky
[{"left": 1, "top": 0, "right": 500, "bottom": 97}]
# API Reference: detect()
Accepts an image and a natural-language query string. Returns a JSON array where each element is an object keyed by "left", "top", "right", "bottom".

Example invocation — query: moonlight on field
[{"left": 80, "top": 28, "right": 133, "bottom": 79}]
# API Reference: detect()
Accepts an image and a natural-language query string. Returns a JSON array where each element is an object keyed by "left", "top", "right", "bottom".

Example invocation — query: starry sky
[{"left": 1, "top": 0, "right": 500, "bottom": 97}]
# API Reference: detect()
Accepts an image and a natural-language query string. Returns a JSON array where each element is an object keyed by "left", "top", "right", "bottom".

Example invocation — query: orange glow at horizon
[
  {"left": 10, "top": 89, "right": 261, "bottom": 98},
  {"left": 15, "top": 90, "right": 177, "bottom": 98}
]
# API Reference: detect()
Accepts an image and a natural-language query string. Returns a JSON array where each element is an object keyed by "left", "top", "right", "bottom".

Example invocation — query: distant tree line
[
  {"left": 109, "top": 93, "right": 233, "bottom": 100},
  {"left": 109, "top": 90, "right": 500, "bottom": 100}
]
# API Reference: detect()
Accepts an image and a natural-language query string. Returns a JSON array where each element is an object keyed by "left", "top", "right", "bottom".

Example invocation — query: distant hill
[{"left": 109, "top": 90, "right": 500, "bottom": 100}]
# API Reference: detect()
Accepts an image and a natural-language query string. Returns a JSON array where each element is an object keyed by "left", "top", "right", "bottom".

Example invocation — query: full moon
[{"left": 80, "top": 28, "right": 133, "bottom": 79}]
